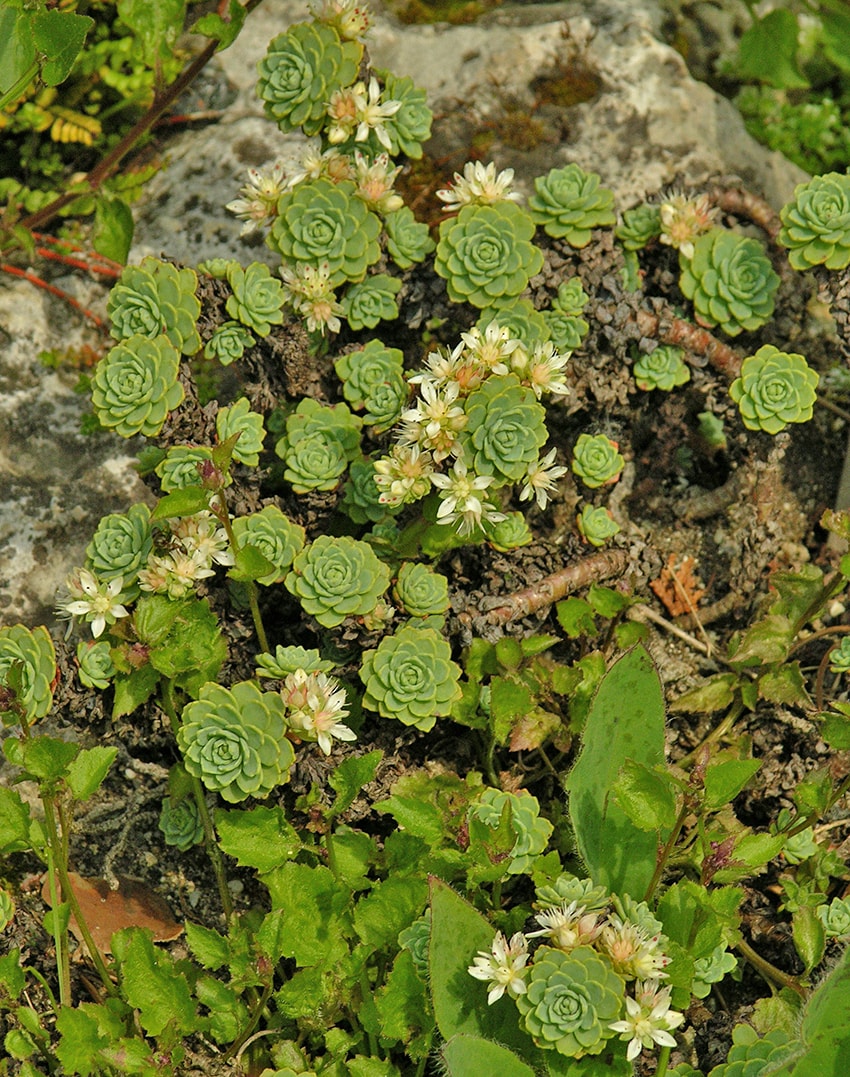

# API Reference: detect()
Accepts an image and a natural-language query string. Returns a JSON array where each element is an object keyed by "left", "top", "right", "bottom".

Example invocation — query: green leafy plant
[
  {"left": 158, "top": 795, "right": 204, "bottom": 852},
  {"left": 460, "top": 374, "right": 548, "bottom": 484},
  {"left": 528, "top": 163, "right": 616, "bottom": 245},
  {"left": 633, "top": 345, "right": 690, "bottom": 392},
  {"left": 0, "top": 623, "right": 56, "bottom": 723},
  {"left": 778, "top": 171, "right": 850, "bottom": 271},
  {"left": 616, "top": 203, "right": 663, "bottom": 250},
  {"left": 232, "top": 505, "right": 306, "bottom": 586},
  {"left": 203, "top": 321, "right": 255, "bottom": 364},
  {"left": 679, "top": 230, "right": 780, "bottom": 336},
  {"left": 435, "top": 202, "right": 544, "bottom": 308},
  {"left": 225, "top": 261, "right": 286, "bottom": 337},
  {"left": 571, "top": 433, "right": 624, "bottom": 489},
  {"left": 75, "top": 639, "right": 116, "bottom": 690},
  {"left": 729, "top": 345, "right": 819, "bottom": 434},
  {"left": 107, "top": 258, "right": 202, "bottom": 356},
  {"left": 341, "top": 272, "right": 402, "bottom": 329},
  {"left": 384, "top": 204, "right": 436, "bottom": 268},
  {"left": 177, "top": 681, "right": 295, "bottom": 803},
  {"left": 393, "top": 561, "right": 450, "bottom": 619},
  {"left": 360, "top": 623, "right": 462, "bottom": 729},
  {"left": 468, "top": 789, "right": 553, "bottom": 874},
  {"left": 215, "top": 397, "right": 266, "bottom": 467},
  {"left": 577, "top": 505, "right": 621, "bottom": 547},
  {"left": 85, "top": 503, "right": 153, "bottom": 590},
  {"left": 91, "top": 334, "right": 184, "bottom": 438},
  {"left": 275, "top": 398, "right": 363, "bottom": 492},
  {"left": 285, "top": 534, "right": 390, "bottom": 627}
]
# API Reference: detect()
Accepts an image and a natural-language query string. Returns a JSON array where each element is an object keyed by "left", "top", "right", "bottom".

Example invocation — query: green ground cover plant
[{"left": 5, "top": 2, "right": 850, "bottom": 1075}]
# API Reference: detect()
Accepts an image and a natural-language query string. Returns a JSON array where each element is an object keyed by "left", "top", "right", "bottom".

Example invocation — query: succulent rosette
[
  {"left": 107, "top": 257, "right": 201, "bottom": 356},
  {"left": 384, "top": 206, "right": 436, "bottom": 269},
  {"left": 0, "top": 624, "right": 56, "bottom": 725},
  {"left": 359, "top": 624, "right": 462, "bottom": 731},
  {"left": 361, "top": 375, "right": 408, "bottom": 432},
  {"left": 529, "top": 164, "right": 616, "bottom": 246},
  {"left": 678, "top": 229, "right": 779, "bottom": 336},
  {"left": 285, "top": 535, "right": 391, "bottom": 627},
  {"left": 375, "top": 70, "right": 433, "bottom": 159},
  {"left": 393, "top": 562, "right": 450, "bottom": 618},
  {"left": 232, "top": 506, "right": 306, "bottom": 585},
  {"left": 335, "top": 340, "right": 405, "bottom": 409},
  {"left": 216, "top": 397, "right": 266, "bottom": 467},
  {"left": 341, "top": 274, "right": 402, "bottom": 330},
  {"left": 778, "top": 171, "right": 850, "bottom": 270},
  {"left": 484, "top": 511, "right": 534, "bottom": 552},
  {"left": 0, "top": 889, "right": 14, "bottom": 932},
  {"left": 76, "top": 639, "right": 116, "bottom": 690},
  {"left": 255, "top": 645, "right": 335, "bottom": 679},
  {"left": 577, "top": 505, "right": 620, "bottom": 547},
  {"left": 615, "top": 203, "right": 663, "bottom": 250},
  {"left": 158, "top": 797, "right": 204, "bottom": 851},
  {"left": 515, "top": 946, "right": 625, "bottom": 1058},
  {"left": 225, "top": 262, "right": 285, "bottom": 337},
  {"left": 729, "top": 345, "right": 819, "bottom": 434},
  {"left": 477, "top": 299, "right": 550, "bottom": 350},
  {"left": 571, "top": 434, "right": 624, "bottom": 489},
  {"left": 398, "top": 912, "right": 432, "bottom": 977},
  {"left": 257, "top": 22, "right": 362, "bottom": 136},
  {"left": 92, "top": 335, "right": 184, "bottom": 438},
  {"left": 461, "top": 373, "right": 548, "bottom": 484},
  {"left": 470, "top": 789, "right": 554, "bottom": 874},
  {"left": 270, "top": 178, "right": 382, "bottom": 285},
  {"left": 632, "top": 345, "right": 690, "bottom": 392},
  {"left": 819, "top": 896, "right": 850, "bottom": 938},
  {"left": 85, "top": 503, "right": 152, "bottom": 590},
  {"left": 178, "top": 681, "right": 294, "bottom": 803},
  {"left": 280, "top": 430, "right": 350, "bottom": 492},
  {"left": 435, "top": 202, "right": 544, "bottom": 308},
  {"left": 155, "top": 446, "right": 219, "bottom": 492},
  {"left": 204, "top": 322, "right": 255, "bottom": 365}
]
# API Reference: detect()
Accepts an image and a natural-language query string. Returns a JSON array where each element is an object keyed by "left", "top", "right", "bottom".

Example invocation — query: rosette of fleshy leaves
[
  {"left": 818, "top": 895, "right": 850, "bottom": 938},
  {"left": 729, "top": 345, "right": 818, "bottom": 434},
  {"left": 270, "top": 178, "right": 382, "bottom": 285},
  {"left": 155, "top": 446, "right": 221, "bottom": 493},
  {"left": 225, "top": 262, "right": 285, "bottom": 337},
  {"left": 577, "top": 505, "right": 620, "bottom": 547},
  {"left": 0, "top": 889, "right": 14, "bottom": 932},
  {"left": 477, "top": 299, "right": 550, "bottom": 351},
  {"left": 92, "top": 335, "right": 184, "bottom": 438},
  {"left": 373, "top": 69, "right": 433, "bottom": 158},
  {"left": 707, "top": 1026, "right": 798, "bottom": 1077},
  {"left": 572, "top": 434, "right": 624, "bottom": 489},
  {"left": 615, "top": 203, "right": 662, "bottom": 250},
  {"left": 255, "top": 645, "right": 335, "bottom": 679},
  {"left": 216, "top": 397, "right": 266, "bottom": 467},
  {"left": 158, "top": 797, "right": 204, "bottom": 852},
  {"left": 398, "top": 911, "right": 431, "bottom": 978},
  {"left": 535, "top": 874, "right": 612, "bottom": 914},
  {"left": 460, "top": 373, "right": 548, "bottom": 485},
  {"left": 85, "top": 503, "right": 152, "bottom": 594},
  {"left": 178, "top": 681, "right": 295, "bottom": 803},
  {"left": 341, "top": 455, "right": 401, "bottom": 524},
  {"left": 232, "top": 506, "right": 306, "bottom": 586},
  {"left": 632, "top": 344, "right": 690, "bottom": 392},
  {"left": 76, "top": 639, "right": 116, "bottom": 690},
  {"left": 485, "top": 511, "right": 534, "bottom": 552},
  {"left": 691, "top": 944, "right": 738, "bottom": 999},
  {"left": 469, "top": 789, "right": 554, "bottom": 874},
  {"left": 515, "top": 945, "right": 625, "bottom": 1058},
  {"left": 204, "top": 321, "right": 255, "bottom": 365},
  {"left": 384, "top": 206, "right": 436, "bottom": 270},
  {"left": 341, "top": 273, "right": 402, "bottom": 330},
  {"left": 828, "top": 636, "right": 850, "bottom": 674},
  {"left": 678, "top": 229, "right": 780, "bottom": 336},
  {"left": 360, "top": 623, "right": 462, "bottom": 730},
  {"left": 257, "top": 21, "right": 362, "bottom": 136},
  {"left": 336, "top": 339, "right": 407, "bottom": 418},
  {"left": 275, "top": 398, "right": 363, "bottom": 493},
  {"left": 285, "top": 534, "right": 390, "bottom": 627},
  {"left": 393, "top": 561, "right": 450, "bottom": 620},
  {"left": 107, "top": 257, "right": 201, "bottom": 356},
  {"left": 542, "top": 278, "right": 590, "bottom": 353},
  {"left": 529, "top": 164, "right": 617, "bottom": 246},
  {"left": 435, "top": 201, "right": 544, "bottom": 308},
  {"left": 778, "top": 171, "right": 850, "bottom": 271},
  {"left": 0, "top": 624, "right": 56, "bottom": 725}
]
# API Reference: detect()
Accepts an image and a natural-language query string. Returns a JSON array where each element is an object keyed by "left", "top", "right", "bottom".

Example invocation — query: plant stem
[
  {"left": 18, "top": 0, "right": 266, "bottom": 236},
  {"left": 655, "top": 1044, "right": 672, "bottom": 1077},
  {"left": 676, "top": 699, "right": 746, "bottom": 770},
  {"left": 735, "top": 936, "right": 806, "bottom": 998},
  {"left": 643, "top": 803, "right": 689, "bottom": 904}
]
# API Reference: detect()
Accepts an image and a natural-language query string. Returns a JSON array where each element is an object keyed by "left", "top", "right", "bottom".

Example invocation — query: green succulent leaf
[
  {"left": 729, "top": 345, "right": 818, "bottom": 434},
  {"left": 529, "top": 164, "right": 617, "bottom": 246},
  {"left": 577, "top": 505, "right": 621, "bottom": 547},
  {"left": 469, "top": 789, "right": 553, "bottom": 874},
  {"left": 231, "top": 506, "right": 305, "bottom": 585},
  {"left": 286, "top": 535, "right": 390, "bottom": 627},
  {"left": 0, "top": 624, "right": 57, "bottom": 725},
  {"left": 436, "top": 202, "right": 543, "bottom": 308},
  {"left": 384, "top": 206, "right": 436, "bottom": 269},
  {"left": 107, "top": 257, "right": 200, "bottom": 355},
  {"left": 203, "top": 321, "right": 255, "bottom": 364},
  {"left": 76, "top": 640, "right": 116, "bottom": 691},
  {"left": 632, "top": 345, "right": 690, "bottom": 392},
  {"left": 393, "top": 562, "right": 450, "bottom": 618},
  {"left": 92, "top": 335, "right": 184, "bottom": 438},
  {"left": 376, "top": 70, "right": 433, "bottom": 158},
  {"left": 158, "top": 797, "right": 204, "bottom": 851},
  {"left": 342, "top": 274, "right": 402, "bottom": 330},
  {"left": 225, "top": 262, "right": 285, "bottom": 336},
  {"left": 215, "top": 397, "right": 265, "bottom": 466},
  {"left": 679, "top": 229, "right": 779, "bottom": 336},
  {"left": 571, "top": 434, "right": 624, "bottom": 489},
  {"left": 461, "top": 373, "right": 548, "bottom": 484},
  {"left": 616, "top": 204, "right": 662, "bottom": 250},
  {"left": 779, "top": 171, "right": 850, "bottom": 271},
  {"left": 360, "top": 624, "right": 462, "bottom": 730},
  {"left": 85, "top": 503, "right": 152, "bottom": 592}
]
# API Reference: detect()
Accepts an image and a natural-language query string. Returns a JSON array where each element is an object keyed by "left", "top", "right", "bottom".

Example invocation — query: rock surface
[{"left": 0, "top": 0, "right": 807, "bottom": 627}]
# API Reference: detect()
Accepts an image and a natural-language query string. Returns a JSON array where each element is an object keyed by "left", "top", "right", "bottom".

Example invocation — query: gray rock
[{"left": 0, "top": 0, "right": 807, "bottom": 628}]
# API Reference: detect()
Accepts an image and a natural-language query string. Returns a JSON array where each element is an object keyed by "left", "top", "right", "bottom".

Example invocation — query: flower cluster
[
  {"left": 658, "top": 192, "right": 718, "bottom": 259},
  {"left": 280, "top": 668, "right": 355, "bottom": 754},
  {"left": 436, "top": 161, "right": 523, "bottom": 213},
  {"left": 373, "top": 323, "right": 569, "bottom": 534},
  {"left": 225, "top": 161, "right": 289, "bottom": 236},
  {"left": 468, "top": 877, "right": 682, "bottom": 1063}
]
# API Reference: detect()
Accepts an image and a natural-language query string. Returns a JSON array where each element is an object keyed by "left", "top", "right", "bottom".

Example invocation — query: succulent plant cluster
[
  {"left": 0, "top": 624, "right": 57, "bottom": 724},
  {"left": 729, "top": 345, "right": 819, "bottom": 434},
  {"left": 285, "top": 534, "right": 390, "bottom": 627},
  {"left": 528, "top": 164, "right": 616, "bottom": 246},
  {"left": 778, "top": 171, "right": 850, "bottom": 271},
  {"left": 469, "top": 789, "right": 554, "bottom": 874}
]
